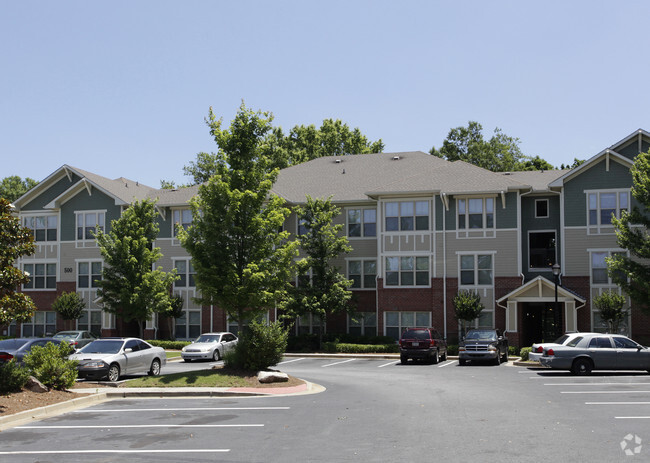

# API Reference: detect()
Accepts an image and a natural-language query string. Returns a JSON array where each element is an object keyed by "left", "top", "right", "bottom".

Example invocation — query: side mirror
[{"left": 124, "top": 348, "right": 133, "bottom": 353}]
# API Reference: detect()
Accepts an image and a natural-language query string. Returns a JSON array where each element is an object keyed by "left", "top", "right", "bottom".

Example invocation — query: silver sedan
[
  {"left": 539, "top": 333, "right": 650, "bottom": 375},
  {"left": 181, "top": 332, "right": 238, "bottom": 362},
  {"left": 70, "top": 337, "right": 167, "bottom": 382}
]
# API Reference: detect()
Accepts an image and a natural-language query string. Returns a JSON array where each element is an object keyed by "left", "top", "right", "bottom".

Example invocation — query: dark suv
[{"left": 399, "top": 328, "right": 448, "bottom": 364}]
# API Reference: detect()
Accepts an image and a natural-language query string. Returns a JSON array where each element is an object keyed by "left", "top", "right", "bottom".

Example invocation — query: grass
[
  {"left": 125, "top": 368, "right": 251, "bottom": 388},
  {"left": 165, "top": 351, "right": 182, "bottom": 359}
]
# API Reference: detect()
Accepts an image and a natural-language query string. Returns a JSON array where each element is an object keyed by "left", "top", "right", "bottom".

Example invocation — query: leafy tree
[
  {"left": 0, "top": 176, "right": 38, "bottom": 202},
  {"left": 0, "top": 198, "right": 36, "bottom": 326},
  {"left": 560, "top": 158, "right": 586, "bottom": 170},
  {"left": 95, "top": 199, "right": 179, "bottom": 337},
  {"left": 52, "top": 291, "right": 85, "bottom": 321},
  {"left": 179, "top": 103, "right": 299, "bottom": 331},
  {"left": 453, "top": 290, "right": 484, "bottom": 336},
  {"left": 181, "top": 110, "right": 384, "bottom": 185},
  {"left": 592, "top": 290, "right": 629, "bottom": 333},
  {"left": 225, "top": 320, "right": 289, "bottom": 371},
  {"left": 608, "top": 150, "right": 650, "bottom": 314},
  {"left": 163, "top": 294, "right": 185, "bottom": 340},
  {"left": 430, "top": 121, "right": 554, "bottom": 172},
  {"left": 287, "top": 196, "right": 354, "bottom": 348}
]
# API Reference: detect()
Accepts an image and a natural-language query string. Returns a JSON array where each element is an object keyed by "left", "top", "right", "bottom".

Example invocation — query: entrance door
[{"left": 521, "top": 302, "right": 563, "bottom": 347}]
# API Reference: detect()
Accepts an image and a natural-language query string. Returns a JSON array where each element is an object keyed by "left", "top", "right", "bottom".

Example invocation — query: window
[
  {"left": 78, "top": 261, "right": 102, "bottom": 288},
  {"left": 528, "top": 232, "right": 556, "bottom": 269},
  {"left": 173, "top": 209, "right": 193, "bottom": 236},
  {"left": 23, "top": 215, "right": 57, "bottom": 242},
  {"left": 385, "top": 311, "right": 431, "bottom": 340},
  {"left": 297, "top": 218, "right": 308, "bottom": 236},
  {"left": 227, "top": 313, "right": 269, "bottom": 336},
  {"left": 297, "top": 313, "right": 322, "bottom": 335},
  {"left": 23, "top": 263, "right": 56, "bottom": 289},
  {"left": 384, "top": 201, "right": 429, "bottom": 232},
  {"left": 76, "top": 211, "right": 105, "bottom": 240},
  {"left": 588, "top": 337, "right": 613, "bottom": 348},
  {"left": 460, "top": 254, "right": 493, "bottom": 286},
  {"left": 385, "top": 256, "right": 429, "bottom": 286},
  {"left": 347, "top": 208, "right": 377, "bottom": 237},
  {"left": 458, "top": 198, "right": 494, "bottom": 230},
  {"left": 588, "top": 190, "right": 629, "bottom": 228},
  {"left": 348, "top": 260, "right": 377, "bottom": 289},
  {"left": 591, "top": 251, "right": 626, "bottom": 285},
  {"left": 176, "top": 310, "right": 201, "bottom": 339},
  {"left": 22, "top": 311, "right": 56, "bottom": 337},
  {"left": 77, "top": 309, "right": 102, "bottom": 337},
  {"left": 535, "top": 200, "right": 549, "bottom": 218},
  {"left": 348, "top": 312, "right": 377, "bottom": 336},
  {"left": 174, "top": 260, "right": 196, "bottom": 288}
]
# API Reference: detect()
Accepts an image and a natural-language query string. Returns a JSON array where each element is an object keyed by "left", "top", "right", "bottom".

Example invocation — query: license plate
[{"left": 412, "top": 342, "right": 419, "bottom": 347}]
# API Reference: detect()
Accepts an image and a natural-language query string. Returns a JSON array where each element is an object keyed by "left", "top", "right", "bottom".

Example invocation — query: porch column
[
  {"left": 506, "top": 301, "right": 517, "bottom": 332},
  {"left": 564, "top": 301, "right": 576, "bottom": 332}
]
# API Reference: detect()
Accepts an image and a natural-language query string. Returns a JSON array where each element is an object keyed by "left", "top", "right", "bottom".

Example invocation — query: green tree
[
  {"left": 453, "top": 290, "right": 484, "bottom": 336},
  {"left": 181, "top": 112, "right": 384, "bottom": 185},
  {"left": 179, "top": 103, "right": 298, "bottom": 331},
  {"left": 95, "top": 199, "right": 179, "bottom": 337},
  {"left": 0, "top": 198, "right": 36, "bottom": 326},
  {"left": 608, "top": 150, "right": 650, "bottom": 313},
  {"left": 52, "top": 291, "right": 86, "bottom": 321},
  {"left": 560, "top": 158, "right": 586, "bottom": 170},
  {"left": 592, "top": 290, "right": 629, "bottom": 333},
  {"left": 430, "top": 121, "right": 553, "bottom": 172},
  {"left": 0, "top": 176, "right": 38, "bottom": 202},
  {"left": 287, "top": 196, "right": 354, "bottom": 348},
  {"left": 163, "top": 294, "right": 185, "bottom": 340}
]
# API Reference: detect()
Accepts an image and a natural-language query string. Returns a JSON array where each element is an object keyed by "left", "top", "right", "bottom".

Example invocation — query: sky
[{"left": 2, "top": 1, "right": 650, "bottom": 188}]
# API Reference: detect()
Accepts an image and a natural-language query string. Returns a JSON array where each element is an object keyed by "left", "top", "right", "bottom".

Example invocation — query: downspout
[{"left": 441, "top": 193, "right": 447, "bottom": 340}]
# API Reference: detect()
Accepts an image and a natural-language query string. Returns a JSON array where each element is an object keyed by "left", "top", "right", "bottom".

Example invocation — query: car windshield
[
  {"left": 0, "top": 339, "right": 29, "bottom": 350},
  {"left": 53, "top": 333, "right": 77, "bottom": 340},
  {"left": 401, "top": 330, "right": 429, "bottom": 340},
  {"left": 79, "top": 340, "right": 124, "bottom": 354},
  {"left": 195, "top": 335, "right": 220, "bottom": 343},
  {"left": 465, "top": 331, "right": 497, "bottom": 341}
]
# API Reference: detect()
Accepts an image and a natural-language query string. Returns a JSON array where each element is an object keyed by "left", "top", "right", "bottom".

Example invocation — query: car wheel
[
  {"left": 572, "top": 358, "right": 593, "bottom": 375},
  {"left": 441, "top": 349, "right": 447, "bottom": 362},
  {"left": 431, "top": 349, "right": 439, "bottom": 364},
  {"left": 494, "top": 353, "right": 501, "bottom": 366},
  {"left": 212, "top": 349, "right": 221, "bottom": 361},
  {"left": 107, "top": 363, "right": 120, "bottom": 382},
  {"left": 148, "top": 359, "right": 161, "bottom": 376},
  {"left": 400, "top": 355, "right": 408, "bottom": 365},
  {"left": 459, "top": 359, "right": 467, "bottom": 366},
  {"left": 503, "top": 351, "right": 508, "bottom": 363}
]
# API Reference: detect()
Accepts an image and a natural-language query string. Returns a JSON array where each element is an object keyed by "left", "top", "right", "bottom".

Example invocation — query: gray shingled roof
[
  {"left": 70, "top": 166, "right": 158, "bottom": 204},
  {"left": 498, "top": 169, "right": 568, "bottom": 193}
]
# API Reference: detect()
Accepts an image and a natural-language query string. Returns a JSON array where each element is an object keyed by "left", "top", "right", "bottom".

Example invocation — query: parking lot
[{"left": 1, "top": 357, "right": 650, "bottom": 462}]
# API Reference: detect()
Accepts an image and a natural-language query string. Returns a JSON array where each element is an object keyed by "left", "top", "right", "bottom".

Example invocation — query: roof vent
[{"left": 392, "top": 155, "right": 400, "bottom": 161}]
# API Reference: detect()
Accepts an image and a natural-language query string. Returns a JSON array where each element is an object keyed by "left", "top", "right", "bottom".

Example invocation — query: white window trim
[
  {"left": 75, "top": 259, "right": 103, "bottom": 289},
  {"left": 455, "top": 196, "right": 496, "bottom": 239},
  {"left": 74, "top": 210, "right": 106, "bottom": 246},
  {"left": 347, "top": 312, "right": 377, "bottom": 335},
  {"left": 171, "top": 208, "right": 193, "bottom": 245},
  {"left": 173, "top": 258, "right": 196, "bottom": 289},
  {"left": 588, "top": 248, "right": 628, "bottom": 287},
  {"left": 527, "top": 229, "right": 557, "bottom": 272},
  {"left": 585, "top": 188, "right": 630, "bottom": 235},
  {"left": 384, "top": 311, "right": 432, "bottom": 337},
  {"left": 535, "top": 199, "right": 549, "bottom": 218},
  {"left": 346, "top": 207, "right": 378, "bottom": 239},
  {"left": 22, "top": 260, "right": 57, "bottom": 291},
  {"left": 346, "top": 258, "right": 378, "bottom": 290},
  {"left": 382, "top": 199, "right": 431, "bottom": 234},
  {"left": 383, "top": 255, "right": 431, "bottom": 288},
  {"left": 456, "top": 251, "right": 496, "bottom": 288},
  {"left": 22, "top": 212, "right": 59, "bottom": 243}
]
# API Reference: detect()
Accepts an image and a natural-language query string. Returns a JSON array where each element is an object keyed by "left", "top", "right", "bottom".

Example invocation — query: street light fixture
[{"left": 552, "top": 263, "right": 561, "bottom": 338}]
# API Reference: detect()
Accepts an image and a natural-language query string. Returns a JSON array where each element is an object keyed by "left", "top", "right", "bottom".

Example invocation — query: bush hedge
[
  {"left": 148, "top": 340, "right": 191, "bottom": 350},
  {"left": 225, "top": 321, "right": 289, "bottom": 371},
  {"left": 519, "top": 347, "right": 532, "bottom": 361},
  {"left": 287, "top": 334, "right": 396, "bottom": 352},
  {"left": 24, "top": 342, "right": 78, "bottom": 390},
  {"left": 322, "top": 342, "right": 399, "bottom": 354},
  {"left": 0, "top": 360, "right": 30, "bottom": 394}
]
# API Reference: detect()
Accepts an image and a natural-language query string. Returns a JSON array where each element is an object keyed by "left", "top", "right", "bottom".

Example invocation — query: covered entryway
[{"left": 497, "top": 276, "right": 586, "bottom": 348}]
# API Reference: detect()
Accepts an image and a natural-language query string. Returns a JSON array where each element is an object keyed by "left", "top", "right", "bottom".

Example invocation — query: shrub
[
  {"left": 148, "top": 340, "right": 191, "bottom": 350},
  {"left": 322, "top": 342, "right": 399, "bottom": 354},
  {"left": 0, "top": 360, "right": 30, "bottom": 394},
  {"left": 225, "top": 320, "right": 289, "bottom": 371},
  {"left": 519, "top": 347, "right": 532, "bottom": 361},
  {"left": 446, "top": 344, "right": 459, "bottom": 356},
  {"left": 508, "top": 345, "right": 519, "bottom": 356},
  {"left": 24, "top": 342, "right": 78, "bottom": 390}
]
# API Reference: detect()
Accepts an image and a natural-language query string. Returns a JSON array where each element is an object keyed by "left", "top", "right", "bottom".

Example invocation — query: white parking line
[
  {"left": 378, "top": 361, "right": 396, "bottom": 368},
  {"left": 586, "top": 402, "right": 650, "bottom": 405},
  {"left": 545, "top": 383, "right": 650, "bottom": 386},
  {"left": 278, "top": 358, "right": 305, "bottom": 365},
  {"left": 17, "top": 424, "right": 264, "bottom": 429},
  {"left": 615, "top": 416, "right": 650, "bottom": 419},
  {"left": 74, "top": 407, "right": 290, "bottom": 413},
  {"left": 321, "top": 359, "right": 356, "bottom": 368},
  {"left": 438, "top": 360, "right": 456, "bottom": 368},
  {"left": 561, "top": 391, "right": 650, "bottom": 394},
  {"left": 0, "top": 450, "right": 230, "bottom": 455}
]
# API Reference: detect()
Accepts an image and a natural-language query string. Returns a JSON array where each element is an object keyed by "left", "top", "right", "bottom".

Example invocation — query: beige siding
[
  {"left": 563, "top": 228, "right": 620, "bottom": 276},
  {"left": 383, "top": 232, "right": 432, "bottom": 253},
  {"left": 58, "top": 242, "right": 103, "bottom": 283},
  {"left": 443, "top": 230, "right": 518, "bottom": 278}
]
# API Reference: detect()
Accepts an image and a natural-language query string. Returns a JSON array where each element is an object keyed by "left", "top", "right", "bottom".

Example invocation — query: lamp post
[{"left": 552, "top": 263, "right": 561, "bottom": 339}]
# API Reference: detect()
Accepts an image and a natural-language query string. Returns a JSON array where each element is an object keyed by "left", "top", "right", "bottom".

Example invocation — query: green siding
[
  {"left": 496, "top": 192, "right": 518, "bottom": 229},
  {"left": 60, "top": 187, "right": 122, "bottom": 241},
  {"left": 521, "top": 195, "right": 561, "bottom": 280},
  {"left": 21, "top": 173, "right": 82, "bottom": 211},
  {"left": 564, "top": 159, "right": 632, "bottom": 227},
  {"left": 435, "top": 196, "right": 444, "bottom": 231},
  {"left": 157, "top": 207, "right": 173, "bottom": 239}
]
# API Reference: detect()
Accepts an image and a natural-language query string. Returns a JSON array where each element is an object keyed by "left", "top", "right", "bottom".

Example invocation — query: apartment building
[{"left": 6, "top": 129, "right": 650, "bottom": 346}]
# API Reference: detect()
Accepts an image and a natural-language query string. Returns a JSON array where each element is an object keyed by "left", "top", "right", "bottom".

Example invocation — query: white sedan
[
  {"left": 181, "top": 332, "right": 238, "bottom": 362},
  {"left": 529, "top": 332, "right": 597, "bottom": 362}
]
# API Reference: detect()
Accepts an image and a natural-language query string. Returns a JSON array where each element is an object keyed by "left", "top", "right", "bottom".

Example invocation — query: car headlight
[
  {"left": 458, "top": 346, "right": 466, "bottom": 352},
  {"left": 82, "top": 361, "right": 108, "bottom": 369},
  {"left": 488, "top": 345, "right": 497, "bottom": 352},
  {"left": 181, "top": 347, "right": 187, "bottom": 352}
]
